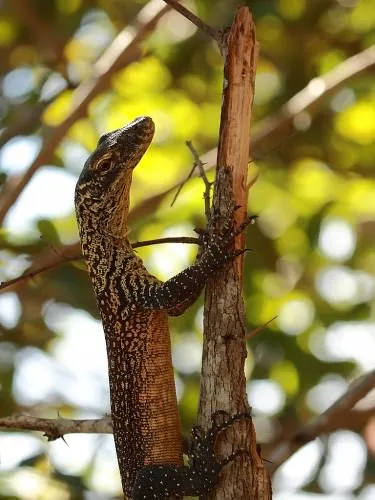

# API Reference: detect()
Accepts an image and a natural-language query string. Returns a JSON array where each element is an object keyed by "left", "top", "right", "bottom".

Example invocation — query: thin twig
[
  {"left": 248, "top": 130, "right": 297, "bottom": 167},
  {"left": 163, "top": 0, "right": 220, "bottom": 43},
  {"left": 0, "top": 236, "right": 200, "bottom": 292},
  {"left": 246, "top": 316, "right": 277, "bottom": 340},
  {"left": 170, "top": 162, "right": 196, "bottom": 208},
  {"left": 0, "top": 241, "right": 80, "bottom": 293},
  {"left": 0, "top": 413, "right": 192, "bottom": 451},
  {"left": 171, "top": 141, "right": 212, "bottom": 217},
  {"left": 133, "top": 235, "right": 200, "bottom": 249},
  {"left": 246, "top": 174, "right": 258, "bottom": 193},
  {"left": 268, "top": 368, "right": 375, "bottom": 472},
  {"left": 186, "top": 140, "right": 212, "bottom": 221},
  {"left": 0, "top": 257, "right": 75, "bottom": 291},
  {"left": 0, "top": 414, "right": 112, "bottom": 441}
]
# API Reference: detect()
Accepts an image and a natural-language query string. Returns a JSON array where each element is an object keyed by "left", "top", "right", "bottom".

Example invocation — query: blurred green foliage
[{"left": 0, "top": 0, "right": 374, "bottom": 498}]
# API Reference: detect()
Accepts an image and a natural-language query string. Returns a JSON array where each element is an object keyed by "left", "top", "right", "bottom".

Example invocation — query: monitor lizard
[{"left": 75, "top": 116, "right": 253, "bottom": 498}]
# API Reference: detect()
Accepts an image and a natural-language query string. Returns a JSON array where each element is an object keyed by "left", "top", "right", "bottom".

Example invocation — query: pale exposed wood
[
  {"left": 199, "top": 7, "right": 272, "bottom": 499},
  {"left": 216, "top": 8, "right": 259, "bottom": 279}
]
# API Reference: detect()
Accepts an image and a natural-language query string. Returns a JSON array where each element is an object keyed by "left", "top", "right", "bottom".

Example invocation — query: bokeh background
[{"left": 0, "top": 0, "right": 375, "bottom": 498}]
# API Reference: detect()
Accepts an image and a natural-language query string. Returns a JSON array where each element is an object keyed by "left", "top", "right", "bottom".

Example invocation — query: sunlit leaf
[
  {"left": 335, "top": 100, "right": 375, "bottom": 145},
  {"left": 0, "top": 17, "right": 17, "bottom": 46},
  {"left": 43, "top": 90, "right": 74, "bottom": 126}
]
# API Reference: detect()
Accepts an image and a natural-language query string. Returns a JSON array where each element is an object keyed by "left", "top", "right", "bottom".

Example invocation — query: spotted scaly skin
[
  {"left": 133, "top": 412, "right": 253, "bottom": 499},
  {"left": 75, "top": 117, "right": 252, "bottom": 498}
]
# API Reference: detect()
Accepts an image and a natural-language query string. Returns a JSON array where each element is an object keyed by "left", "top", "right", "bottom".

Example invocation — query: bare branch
[
  {"left": 0, "top": 414, "right": 112, "bottom": 441},
  {"left": 186, "top": 141, "right": 212, "bottom": 220},
  {"left": 0, "top": 236, "right": 200, "bottom": 293},
  {"left": 268, "top": 368, "right": 375, "bottom": 472},
  {"left": 163, "top": 0, "right": 220, "bottom": 43},
  {"left": 170, "top": 162, "right": 197, "bottom": 208},
  {"left": 0, "top": 255, "right": 77, "bottom": 292},
  {"left": 133, "top": 235, "right": 200, "bottom": 249},
  {"left": 0, "top": 0, "right": 172, "bottom": 225},
  {"left": 246, "top": 316, "right": 277, "bottom": 340},
  {"left": 0, "top": 242, "right": 79, "bottom": 293},
  {"left": 0, "top": 413, "right": 195, "bottom": 453}
]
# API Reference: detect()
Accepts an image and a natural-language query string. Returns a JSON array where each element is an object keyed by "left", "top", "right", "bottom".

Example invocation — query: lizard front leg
[{"left": 127, "top": 214, "right": 256, "bottom": 313}]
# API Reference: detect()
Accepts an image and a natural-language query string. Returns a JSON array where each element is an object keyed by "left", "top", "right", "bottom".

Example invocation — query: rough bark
[{"left": 198, "top": 8, "right": 272, "bottom": 499}]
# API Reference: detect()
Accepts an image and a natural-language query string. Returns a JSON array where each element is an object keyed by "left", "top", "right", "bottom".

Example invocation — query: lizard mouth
[
  {"left": 128, "top": 115, "right": 155, "bottom": 133},
  {"left": 116, "top": 116, "right": 155, "bottom": 170},
  {"left": 124, "top": 116, "right": 155, "bottom": 146}
]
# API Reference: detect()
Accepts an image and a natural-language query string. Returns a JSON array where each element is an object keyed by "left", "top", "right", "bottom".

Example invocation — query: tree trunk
[{"left": 198, "top": 8, "right": 272, "bottom": 499}]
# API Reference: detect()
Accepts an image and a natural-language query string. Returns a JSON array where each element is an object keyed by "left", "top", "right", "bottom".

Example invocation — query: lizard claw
[
  {"left": 234, "top": 214, "right": 258, "bottom": 236},
  {"left": 211, "top": 410, "right": 231, "bottom": 425},
  {"left": 231, "top": 248, "right": 252, "bottom": 258}
]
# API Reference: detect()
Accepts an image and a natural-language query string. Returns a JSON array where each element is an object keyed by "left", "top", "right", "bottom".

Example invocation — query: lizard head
[{"left": 75, "top": 116, "right": 155, "bottom": 237}]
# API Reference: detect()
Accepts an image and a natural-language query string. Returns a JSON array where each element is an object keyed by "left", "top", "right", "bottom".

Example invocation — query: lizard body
[{"left": 75, "top": 117, "right": 252, "bottom": 498}]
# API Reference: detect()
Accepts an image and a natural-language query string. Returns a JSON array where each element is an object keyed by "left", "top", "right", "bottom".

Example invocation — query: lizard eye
[{"left": 98, "top": 159, "right": 112, "bottom": 173}]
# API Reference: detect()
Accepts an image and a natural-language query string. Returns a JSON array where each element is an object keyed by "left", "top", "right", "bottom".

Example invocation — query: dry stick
[
  {"left": 133, "top": 235, "right": 199, "bottom": 248},
  {"left": 0, "top": 255, "right": 77, "bottom": 292},
  {"left": 170, "top": 162, "right": 196, "bottom": 208},
  {"left": 0, "top": 413, "right": 192, "bottom": 452},
  {"left": 246, "top": 316, "right": 277, "bottom": 340},
  {"left": 3, "top": 369, "right": 374, "bottom": 443},
  {"left": 0, "top": 241, "right": 81, "bottom": 294},
  {"left": 163, "top": 0, "right": 220, "bottom": 43},
  {"left": 0, "top": 0, "right": 172, "bottom": 226},
  {"left": 186, "top": 141, "right": 212, "bottom": 221},
  {"left": 0, "top": 414, "right": 112, "bottom": 440},
  {"left": 0, "top": 236, "right": 200, "bottom": 292},
  {"left": 2, "top": 45, "right": 373, "bottom": 292},
  {"left": 198, "top": 8, "right": 272, "bottom": 499},
  {"left": 268, "top": 368, "right": 375, "bottom": 472}
]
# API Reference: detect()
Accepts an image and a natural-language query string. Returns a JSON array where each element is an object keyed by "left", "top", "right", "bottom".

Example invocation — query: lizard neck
[
  {"left": 78, "top": 204, "right": 134, "bottom": 287},
  {"left": 77, "top": 214, "right": 183, "bottom": 496}
]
